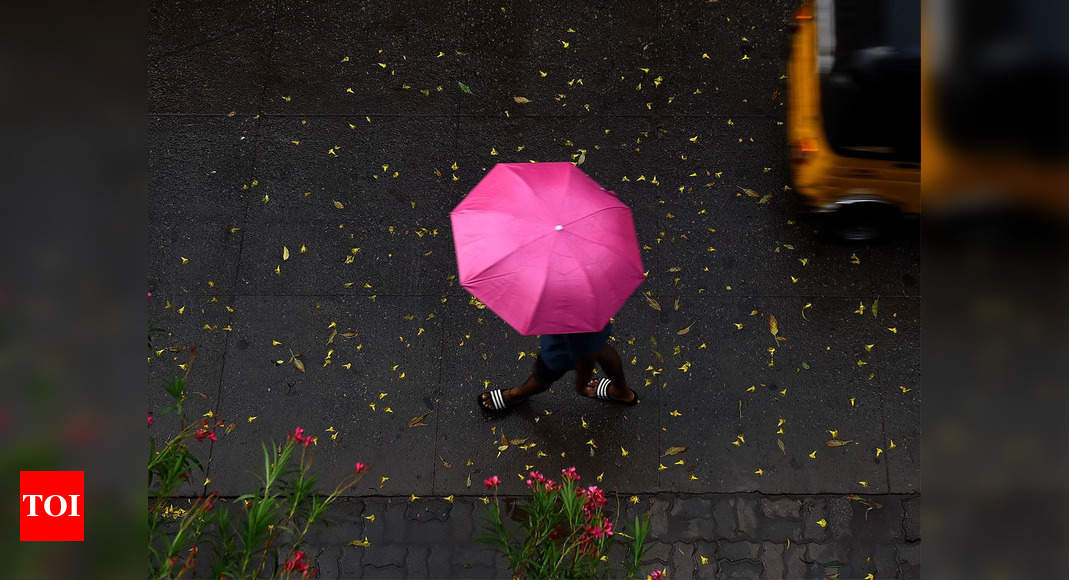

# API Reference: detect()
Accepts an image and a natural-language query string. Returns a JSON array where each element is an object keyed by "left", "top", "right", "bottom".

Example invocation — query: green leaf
[
  {"left": 458, "top": 81, "right": 472, "bottom": 94},
  {"left": 801, "top": 361, "right": 810, "bottom": 370}
]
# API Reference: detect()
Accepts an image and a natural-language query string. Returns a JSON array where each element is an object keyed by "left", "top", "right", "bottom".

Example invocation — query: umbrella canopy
[{"left": 450, "top": 162, "right": 645, "bottom": 335}]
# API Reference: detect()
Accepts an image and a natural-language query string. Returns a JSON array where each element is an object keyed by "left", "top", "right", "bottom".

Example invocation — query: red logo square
[{"left": 20, "top": 471, "right": 84, "bottom": 541}]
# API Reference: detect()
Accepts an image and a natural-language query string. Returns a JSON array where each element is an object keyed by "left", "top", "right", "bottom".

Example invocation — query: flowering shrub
[
  {"left": 478, "top": 467, "right": 653, "bottom": 579},
  {"left": 148, "top": 352, "right": 369, "bottom": 579}
]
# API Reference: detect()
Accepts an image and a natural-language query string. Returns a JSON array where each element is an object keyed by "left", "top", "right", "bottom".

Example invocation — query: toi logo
[{"left": 20, "top": 471, "right": 84, "bottom": 541}]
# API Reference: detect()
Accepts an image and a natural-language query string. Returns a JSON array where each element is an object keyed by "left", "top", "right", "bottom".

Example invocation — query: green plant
[
  {"left": 477, "top": 468, "right": 654, "bottom": 579},
  {"left": 148, "top": 346, "right": 369, "bottom": 579}
]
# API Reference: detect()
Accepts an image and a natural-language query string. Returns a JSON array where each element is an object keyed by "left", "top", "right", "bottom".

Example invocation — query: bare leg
[
  {"left": 479, "top": 373, "right": 551, "bottom": 410},
  {"left": 577, "top": 343, "right": 636, "bottom": 402}
]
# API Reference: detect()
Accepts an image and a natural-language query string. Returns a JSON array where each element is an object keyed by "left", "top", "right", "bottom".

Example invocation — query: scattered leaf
[
  {"left": 408, "top": 411, "right": 431, "bottom": 428},
  {"left": 458, "top": 81, "right": 472, "bottom": 94},
  {"left": 769, "top": 314, "right": 779, "bottom": 336},
  {"left": 645, "top": 294, "right": 662, "bottom": 311},
  {"left": 662, "top": 446, "right": 688, "bottom": 456},
  {"left": 513, "top": 96, "right": 531, "bottom": 103}
]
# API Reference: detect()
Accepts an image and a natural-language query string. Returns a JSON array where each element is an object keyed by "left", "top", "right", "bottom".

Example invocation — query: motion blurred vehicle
[
  {"left": 923, "top": 0, "right": 1069, "bottom": 217},
  {"left": 787, "top": 0, "right": 921, "bottom": 241}
]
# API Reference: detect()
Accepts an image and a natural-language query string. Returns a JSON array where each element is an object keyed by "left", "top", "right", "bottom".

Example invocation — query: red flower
[
  {"left": 484, "top": 475, "right": 501, "bottom": 489},
  {"left": 284, "top": 550, "right": 308, "bottom": 573},
  {"left": 148, "top": 411, "right": 153, "bottom": 426},
  {"left": 292, "top": 427, "right": 314, "bottom": 447},
  {"left": 650, "top": 570, "right": 664, "bottom": 580},
  {"left": 355, "top": 462, "right": 369, "bottom": 473}
]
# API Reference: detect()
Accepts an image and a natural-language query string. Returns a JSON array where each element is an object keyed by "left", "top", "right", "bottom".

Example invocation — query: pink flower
[
  {"left": 650, "top": 570, "right": 664, "bottom": 580},
  {"left": 355, "top": 462, "right": 369, "bottom": 473},
  {"left": 147, "top": 291, "right": 152, "bottom": 302},
  {"left": 148, "top": 411, "right": 153, "bottom": 426},
  {"left": 561, "top": 466, "right": 580, "bottom": 481},
  {"left": 484, "top": 475, "right": 501, "bottom": 489}
]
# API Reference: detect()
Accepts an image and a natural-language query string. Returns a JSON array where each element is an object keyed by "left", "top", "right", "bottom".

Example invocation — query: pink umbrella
[{"left": 451, "top": 162, "right": 645, "bottom": 335}]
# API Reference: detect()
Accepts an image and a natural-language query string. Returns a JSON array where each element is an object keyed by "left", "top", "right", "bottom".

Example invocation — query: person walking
[
  {"left": 478, "top": 322, "right": 637, "bottom": 411},
  {"left": 451, "top": 162, "right": 646, "bottom": 412}
]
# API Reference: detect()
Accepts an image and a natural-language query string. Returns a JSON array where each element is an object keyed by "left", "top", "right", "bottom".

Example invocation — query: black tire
[{"left": 826, "top": 202, "right": 903, "bottom": 243}]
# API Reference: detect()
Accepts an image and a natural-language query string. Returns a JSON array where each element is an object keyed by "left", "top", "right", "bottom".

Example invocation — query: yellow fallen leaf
[
  {"left": 663, "top": 446, "right": 687, "bottom": 456},
  {"left": 513, "top": 96, "right": 531, "bottom": 103},
  {"left": 809, "top": 450, "right": 817, "bottom": 459},
  {"left": 802, "top": 302, "right": 812, "bottom": 320},
  {"left": 754, "top": 468, "right": 764, "bottom": 475},
  {"left": 817, "top": 518, "right": 827, "bottom": 528},
  {"left": 333, "top": 200, "right": 344, "bottom": 209},
  {"left": 364, "top": 514, "right": 375, "bottom": 522},
  {"left": 348, "top": 537, "right": 371, "bottom": 548},
  {"left": 858, "top": 481, "right": 869, "bottom": 487},
  {"left": 669, "top": 409, "right": 682, "bottom": 417},
  {"left": 621, "top": 447, "right": 629, "bottom": 457},
  {"left": 676, "top": 322, "right": 694, "bottom": 335}
]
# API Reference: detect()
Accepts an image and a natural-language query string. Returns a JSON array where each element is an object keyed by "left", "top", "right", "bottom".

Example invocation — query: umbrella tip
[{"left": 555, "top": 224, "right": 563, "bottom": 231}]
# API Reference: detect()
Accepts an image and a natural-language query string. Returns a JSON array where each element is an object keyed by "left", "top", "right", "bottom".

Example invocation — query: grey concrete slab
[
  {"left": 148, "top": 0, "right": 277, "bottom": 60},
  {"left": 207, "top": 294, "right": 443, "bottom": 496},
  {"left": 631, "top": 294, "right": 892, "bottom": 493},
  {"left": 233, "top": 217, "right": 449, "bottom": 296},
  {"left": 148, "top": 115, "right": 258, "bottom": 223},
  {"left": 148, "top": 25, "right": 271, "bottom": 114},
  {"left": 245, "top": 115, "right": 458, "bottom": 223},
  {"left": 147, "top": 220, "right": 244, "bottom": 297}
]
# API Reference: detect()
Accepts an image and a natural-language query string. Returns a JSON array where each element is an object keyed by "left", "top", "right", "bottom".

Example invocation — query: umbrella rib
[
  {"left": 524, "top": 231, "right": 557, "bottom": 333},
  {"left": 505, "top": 164, "right": 555, "bottom": 221}
]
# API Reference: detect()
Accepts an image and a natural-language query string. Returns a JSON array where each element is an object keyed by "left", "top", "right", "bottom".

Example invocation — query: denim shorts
[{"left": 533, "top": 356, "right": 570, "bottom": 384}]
